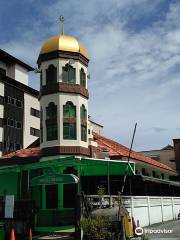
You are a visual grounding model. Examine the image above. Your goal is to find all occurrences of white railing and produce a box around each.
[86,195,180,227]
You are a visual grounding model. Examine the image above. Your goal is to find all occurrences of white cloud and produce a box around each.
[1,0,180,150]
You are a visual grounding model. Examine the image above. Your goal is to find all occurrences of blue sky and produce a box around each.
[1,0,180,151]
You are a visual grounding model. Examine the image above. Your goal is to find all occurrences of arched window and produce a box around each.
[80,105,87,142]
[63,101,76,118]
[63,101,76,140]
[80,68,86,87]
[46,64,57,85]
[62,64,76,84]
[46,102,58,141]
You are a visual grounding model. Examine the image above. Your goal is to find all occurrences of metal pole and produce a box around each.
[121,123,137,194]
[60,16,64,35]
[107,159,110,195]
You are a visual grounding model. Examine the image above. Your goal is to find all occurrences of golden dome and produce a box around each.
[40,34,89,59]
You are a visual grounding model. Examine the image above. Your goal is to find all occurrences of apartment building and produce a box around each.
[0,49,40,156]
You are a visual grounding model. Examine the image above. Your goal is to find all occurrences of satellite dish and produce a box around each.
[87,73,90,79]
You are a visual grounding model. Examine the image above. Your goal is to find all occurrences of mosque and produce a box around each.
[0,18,180,237]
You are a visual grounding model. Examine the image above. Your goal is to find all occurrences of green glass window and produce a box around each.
[80,105,87,120]
[63,101,76,118]
[80,104,87,142]
[63,123,76,140]
[62,65,76,84]
[63,101,77,140]
[80,68,86,87]
[81,125,87,142]
[46,102,57,120]
[47,125,58,141]
[46,102,58,141]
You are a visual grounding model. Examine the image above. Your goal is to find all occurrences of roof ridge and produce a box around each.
[94,133,176,173]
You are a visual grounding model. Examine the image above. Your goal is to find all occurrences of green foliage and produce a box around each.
[142,234,149,240]
[81,216,114,239]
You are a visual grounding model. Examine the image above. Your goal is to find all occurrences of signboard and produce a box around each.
[31,173,79,186]
[5,195,14,219]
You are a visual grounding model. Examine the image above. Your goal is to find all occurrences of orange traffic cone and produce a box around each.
[10,228,15,240]
[29,228,32,240]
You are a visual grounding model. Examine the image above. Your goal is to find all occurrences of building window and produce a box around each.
[63,101,76,118]
[80,105,87,142]
[46,64,57,85]
[4,96,10,104]
[0,142,2,151]
[152,171,156,178]
[0,118,3,127]
[0,96,4,105]
[16,122,22,129]
[4,96,23,108]
[80,68,86,87]
[16,99,23,108]
[81,125,87,142]
[0,68,6,76]
[46,102,58,141]
[10,98,15,105]
[3,118,22,129]
[80,105,87,120]
[63,102,76,140]
[31,108,40,118]
[9,119,14,127]
[30,127,40,137]
[63,123,76,140]
[62,65,76,84]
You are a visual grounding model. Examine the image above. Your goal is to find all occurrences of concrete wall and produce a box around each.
[23,93,40,148]
[140,149,175,170]
[14,64,29,85]
[6,63,28,85]
[123,196,180,227]
[89,120,103,135]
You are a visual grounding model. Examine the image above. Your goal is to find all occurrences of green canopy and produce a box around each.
[31,173,79,186]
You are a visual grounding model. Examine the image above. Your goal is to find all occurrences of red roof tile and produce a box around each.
[94,133,176,173]
[1,147,41,159]
[0,134,176,174]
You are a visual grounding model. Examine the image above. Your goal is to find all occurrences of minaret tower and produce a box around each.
[37,17,91,157]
